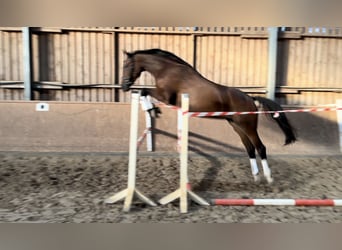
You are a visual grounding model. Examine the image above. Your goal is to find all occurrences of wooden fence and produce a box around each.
[0,27,341,106]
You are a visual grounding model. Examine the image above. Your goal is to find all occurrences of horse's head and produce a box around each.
[121,51,143,92]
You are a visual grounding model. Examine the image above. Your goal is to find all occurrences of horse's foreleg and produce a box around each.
[140,88,165,118]
[141,88,165,101]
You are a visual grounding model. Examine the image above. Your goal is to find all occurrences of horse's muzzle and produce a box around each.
[121,82,132,92]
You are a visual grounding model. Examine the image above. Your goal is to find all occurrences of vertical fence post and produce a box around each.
[105,91,157,211]
[337,99,342,153]
[144,110,153,152]
[158,93,209,213]
[140,95,153,152]
[123,91,141,211]
[177,109,183,152]
[22,27,33,100]
[179,94,190,213]
[267,27,278,101]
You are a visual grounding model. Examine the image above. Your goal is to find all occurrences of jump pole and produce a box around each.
[159,93,209,213]
[337,99,342,153]
[212,199,342,206]
[105,91,157,212]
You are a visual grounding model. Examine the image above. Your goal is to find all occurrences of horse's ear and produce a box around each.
[123,50,133,58]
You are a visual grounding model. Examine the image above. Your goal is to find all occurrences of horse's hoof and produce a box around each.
[253,175,261,183]
[266,177,274,184]
[148,107,162,118]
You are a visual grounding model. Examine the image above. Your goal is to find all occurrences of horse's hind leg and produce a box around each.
[229,119,273,184]
[245,129,273,184]
[228,120,260,182]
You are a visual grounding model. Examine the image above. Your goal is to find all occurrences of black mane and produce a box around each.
[133,48,193,68]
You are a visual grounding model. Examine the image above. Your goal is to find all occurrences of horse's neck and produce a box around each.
[139,56,165,77]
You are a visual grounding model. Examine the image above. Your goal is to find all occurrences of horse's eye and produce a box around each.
[124,62,131,69]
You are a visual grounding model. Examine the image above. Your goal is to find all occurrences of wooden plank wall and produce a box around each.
[196,35,268,87]
[277,34,342,105]
[0,30,24,100]
[31,31,115,102]
[0,27,341,106]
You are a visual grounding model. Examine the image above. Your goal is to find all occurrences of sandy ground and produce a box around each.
[0,152,341,223]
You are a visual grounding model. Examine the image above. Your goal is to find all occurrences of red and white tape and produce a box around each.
[154,101,180,111]
[212,198,342,206]
[188,107,342,118]
[154,100,342,118]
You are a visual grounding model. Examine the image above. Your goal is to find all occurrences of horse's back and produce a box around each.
[224,86,257,112]
[180,80,228,112]
[180,80,255,114]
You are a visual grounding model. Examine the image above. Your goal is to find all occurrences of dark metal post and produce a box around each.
[267,27,278,100]
[23,27,33,100]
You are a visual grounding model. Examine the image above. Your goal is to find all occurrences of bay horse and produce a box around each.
[121,48,296,184]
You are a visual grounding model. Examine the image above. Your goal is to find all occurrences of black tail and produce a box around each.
[253,96,297,145]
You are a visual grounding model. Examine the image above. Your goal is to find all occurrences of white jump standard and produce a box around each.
[105,91,156,212]
[158,94,210,213]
